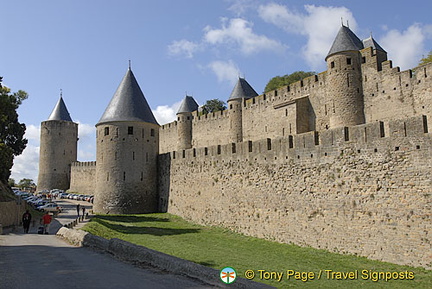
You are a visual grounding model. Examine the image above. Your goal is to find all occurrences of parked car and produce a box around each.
[38,203,63,213]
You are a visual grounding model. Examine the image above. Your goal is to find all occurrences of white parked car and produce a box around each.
[38,203,63,213]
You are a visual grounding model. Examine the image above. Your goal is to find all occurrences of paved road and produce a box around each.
[0,200,212,289]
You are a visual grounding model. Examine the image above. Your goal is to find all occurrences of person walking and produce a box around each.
[42,212,52,234]
[22,210,32,233]
[82,206,86,220]
[76,203,80,217]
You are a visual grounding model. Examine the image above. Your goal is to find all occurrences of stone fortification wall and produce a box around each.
[191,110,229,148]
[158,115,431,269]
[69,161,96,195]
[361,50,432,125]
[160,122,178,153]
[160,110,230,153]
[0,201,27,227]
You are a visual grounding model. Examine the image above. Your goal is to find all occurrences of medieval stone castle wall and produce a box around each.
[41,26,432,269]
[156,49,432,268]
[158,115,431,268]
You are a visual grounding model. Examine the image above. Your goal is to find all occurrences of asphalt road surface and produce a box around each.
[0,199,212,289]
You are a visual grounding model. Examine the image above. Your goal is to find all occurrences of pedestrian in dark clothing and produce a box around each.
[82,206,86,220]
[22,210,32,233]
[76,204,80,217]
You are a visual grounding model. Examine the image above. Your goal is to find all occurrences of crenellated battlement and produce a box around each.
[71,161,96,167]
[165,115,429,166]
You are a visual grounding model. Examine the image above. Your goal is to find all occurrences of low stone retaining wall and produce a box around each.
[0,201,27,228]
[57,227,273,288]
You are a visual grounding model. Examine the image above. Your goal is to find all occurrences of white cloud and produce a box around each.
[258,4,356,69]
[208,60,240,85]
[380,24,426,70]
[76,121,96,139]
[11,144,40,183]
[24,124,40,141]
[152,100,182,125]
[226,0,256,16]
[167,39,200,58]
[204,18,285,55]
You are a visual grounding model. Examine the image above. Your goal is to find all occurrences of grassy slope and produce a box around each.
[82,213,431,289]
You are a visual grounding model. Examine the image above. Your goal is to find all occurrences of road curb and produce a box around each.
[57,227,274,288]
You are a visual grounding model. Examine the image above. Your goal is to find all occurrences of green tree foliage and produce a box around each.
[419,51,432,66]
[264,71,316,93]
[0,79,28,182]
[18,178,35,188]
[8,178,16,187]
[201,99,227,114]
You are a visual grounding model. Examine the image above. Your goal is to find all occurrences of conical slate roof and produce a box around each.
[228,78,258,101]
[362,36,386,53]
[177,95,199,114]
[47,97,73,122]
[98,68,158,125]
[326,25,364,60]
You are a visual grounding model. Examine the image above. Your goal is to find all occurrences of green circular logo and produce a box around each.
[220,267,237,284]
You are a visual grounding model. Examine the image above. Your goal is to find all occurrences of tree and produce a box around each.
[419,51,432,66]
[264,71,316,93]
[18,178,35,189]
[0,78,28,182]
[8,178,16,187]
[201,99,227,114]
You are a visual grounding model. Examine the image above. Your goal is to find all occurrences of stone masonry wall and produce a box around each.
[69,161,96,195]
[158,115,432,269]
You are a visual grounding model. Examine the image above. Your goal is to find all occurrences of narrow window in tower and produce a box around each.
[347,58,352,65]
[63,150,65,155]
[141,172,143,181]
[331,61,335,68]
[362,56,366,63]
[123,172,126,181]
[104,127,109,136]
[106,172,109,182]
[132,151,135,160]
[151,129,155,136]
[128,126,134,135]
[285,109,288,116]
[230,104,233,109]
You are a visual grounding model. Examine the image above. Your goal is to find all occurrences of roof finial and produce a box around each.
[341,17,344,26]
[346,20,349,28]
[60,88,63,98]
[128,60,131,70]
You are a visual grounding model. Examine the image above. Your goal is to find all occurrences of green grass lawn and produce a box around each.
[82,213,431,289]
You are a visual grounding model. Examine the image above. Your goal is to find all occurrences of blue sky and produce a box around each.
[3,0,432,183]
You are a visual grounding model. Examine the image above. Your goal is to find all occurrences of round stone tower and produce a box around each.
[228,78,258,143]
[177,95,198,150]
[38,96,78,191]
[326,25,365,128]
[94,67,160,214]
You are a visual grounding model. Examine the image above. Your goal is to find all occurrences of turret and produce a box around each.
[326,25,365,128]
[362,35,388,71]
[177,95,198,150]
[228,78,258,143]
[94,67,159,214]
[38,95,78,191]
